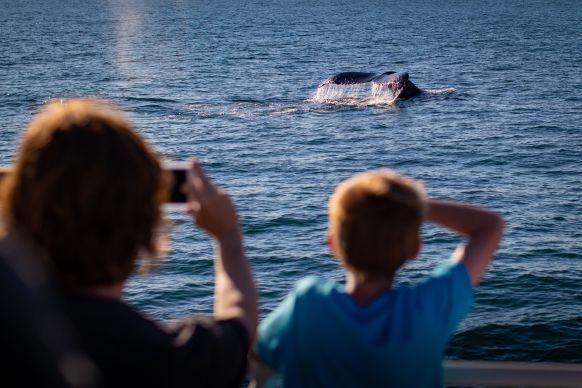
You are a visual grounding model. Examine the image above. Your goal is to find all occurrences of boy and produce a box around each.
[255,169,503,387]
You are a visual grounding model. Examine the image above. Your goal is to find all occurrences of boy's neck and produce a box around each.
[345,271,394,306]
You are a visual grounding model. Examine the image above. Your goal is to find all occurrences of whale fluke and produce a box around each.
[318,71,421,100]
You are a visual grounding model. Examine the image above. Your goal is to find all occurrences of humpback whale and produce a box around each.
[318,71,422,100]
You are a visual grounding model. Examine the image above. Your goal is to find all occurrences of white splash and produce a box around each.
[312,84,370,101]
[309,84,400,107]
[370,84,401,104]
[423,87,457,95]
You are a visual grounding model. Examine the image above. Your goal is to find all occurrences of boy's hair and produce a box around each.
[328,169,426,279]
[0,98,168,288]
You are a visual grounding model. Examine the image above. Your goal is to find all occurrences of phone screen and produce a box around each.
[164,161,190,204]
[168,168,187,203]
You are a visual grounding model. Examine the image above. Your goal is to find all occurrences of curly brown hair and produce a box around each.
[328,169,426,279]
[1,98,168,288]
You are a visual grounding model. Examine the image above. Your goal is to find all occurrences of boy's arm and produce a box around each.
[426,199,504,286]
[183,160,258,342]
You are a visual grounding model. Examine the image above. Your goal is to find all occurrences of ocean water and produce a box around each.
[1,0,581,363]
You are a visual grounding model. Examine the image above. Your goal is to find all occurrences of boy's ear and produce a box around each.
[326,232,336,254]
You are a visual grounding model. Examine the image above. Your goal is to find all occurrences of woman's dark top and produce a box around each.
[0,254,99,388]
[60,291,249,388]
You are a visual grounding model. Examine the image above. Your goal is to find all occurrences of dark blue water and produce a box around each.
[1,0,581,362]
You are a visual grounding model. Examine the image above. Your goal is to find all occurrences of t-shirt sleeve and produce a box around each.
[256,276,320,371]
[255,290,297,371]
[414,260,474,340]
[168,317,250,388]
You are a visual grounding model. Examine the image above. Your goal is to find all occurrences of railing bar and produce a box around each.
[444,360,582,387]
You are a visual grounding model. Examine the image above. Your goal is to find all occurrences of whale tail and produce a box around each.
[316,71,422,101]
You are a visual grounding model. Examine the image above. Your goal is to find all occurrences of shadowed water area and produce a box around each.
[1,0,581,362]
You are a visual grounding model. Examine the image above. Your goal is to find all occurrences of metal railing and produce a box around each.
[444,360,582,387]
[250,360,582,387]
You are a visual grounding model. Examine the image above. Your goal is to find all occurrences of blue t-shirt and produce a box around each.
[256,260,474,388]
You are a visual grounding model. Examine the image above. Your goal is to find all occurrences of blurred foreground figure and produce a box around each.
[0,232,97,388]
[0,99,257,388]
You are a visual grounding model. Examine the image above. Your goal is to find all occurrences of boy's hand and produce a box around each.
[182,160,240,240]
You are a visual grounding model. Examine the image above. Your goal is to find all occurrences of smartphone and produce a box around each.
[164,161,190,204]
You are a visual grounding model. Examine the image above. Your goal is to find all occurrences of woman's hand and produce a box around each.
[182,160,240,240]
